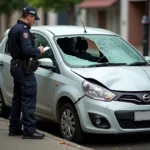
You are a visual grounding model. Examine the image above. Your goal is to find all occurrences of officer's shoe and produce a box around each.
[9,130,23,136]
[23,131,45,139]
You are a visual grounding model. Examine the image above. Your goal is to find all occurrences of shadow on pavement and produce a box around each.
[36,118,150,148]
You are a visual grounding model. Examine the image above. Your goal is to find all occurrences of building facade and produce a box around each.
[78,0,120,35]
[78,0,150,54]
[0,8,70,41]
[0,0,150,54]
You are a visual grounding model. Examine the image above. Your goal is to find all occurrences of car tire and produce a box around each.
[59,103,84,143]
[0,90,10,118]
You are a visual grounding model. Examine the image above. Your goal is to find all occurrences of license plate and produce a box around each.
[134,111,150,121]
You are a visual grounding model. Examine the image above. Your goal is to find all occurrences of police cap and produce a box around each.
[22,6,40,20]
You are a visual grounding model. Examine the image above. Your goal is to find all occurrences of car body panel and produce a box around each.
[71,66,150,91]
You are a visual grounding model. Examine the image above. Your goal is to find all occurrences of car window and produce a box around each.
[34,33,50,47]
[55,35,146,68]
[5,40,10,55]
[34,33,57,67]
[85,38,100,57]
[0,37,8,54]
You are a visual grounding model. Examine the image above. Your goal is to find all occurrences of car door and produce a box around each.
[0,31,57,119]
[32,31,58,118]
[0,37,13,105]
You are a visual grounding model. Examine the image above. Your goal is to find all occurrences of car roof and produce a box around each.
[33,25,116,36]
[5,25,116,36]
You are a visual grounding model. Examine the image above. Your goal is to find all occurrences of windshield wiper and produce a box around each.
[82,63,127,68]
[128,62,149,66]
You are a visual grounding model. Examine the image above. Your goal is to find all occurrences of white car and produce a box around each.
[0,25,150,142]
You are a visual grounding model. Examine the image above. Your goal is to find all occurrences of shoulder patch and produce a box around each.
[23,32,29,39]
[24,25,27,28]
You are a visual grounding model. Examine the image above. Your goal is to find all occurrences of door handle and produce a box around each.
[0,61,4,66]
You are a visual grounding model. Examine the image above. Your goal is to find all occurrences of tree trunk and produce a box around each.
[67,5,76,25]
[5,11,11,29]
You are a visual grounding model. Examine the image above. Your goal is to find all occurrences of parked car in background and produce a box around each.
[1,26,150,142]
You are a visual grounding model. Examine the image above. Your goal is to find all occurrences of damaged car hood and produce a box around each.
[71,66,150,91]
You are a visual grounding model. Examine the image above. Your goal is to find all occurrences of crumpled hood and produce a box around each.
[71,66,150,91]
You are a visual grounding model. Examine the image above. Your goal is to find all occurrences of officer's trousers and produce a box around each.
[9,65,37,134]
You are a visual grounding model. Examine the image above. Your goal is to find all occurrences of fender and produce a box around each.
[53,84,84,120]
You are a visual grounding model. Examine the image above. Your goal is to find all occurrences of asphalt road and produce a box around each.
[36,118,150,150]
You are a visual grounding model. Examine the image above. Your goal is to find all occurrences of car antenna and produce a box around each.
[78,11,87,33]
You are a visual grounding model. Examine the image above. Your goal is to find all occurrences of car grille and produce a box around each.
[115,111,150,129]
[118,94,150,105]
[118,95,141,104]
[117,120,150,129]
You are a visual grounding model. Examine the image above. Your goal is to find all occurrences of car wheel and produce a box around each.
[59,103,83,143]
[0,90,10,118]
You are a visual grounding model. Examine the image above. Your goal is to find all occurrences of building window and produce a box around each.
[58,11,69,25]
[43,12,48,25]
[107,8,120,35]
[87,10,97,28]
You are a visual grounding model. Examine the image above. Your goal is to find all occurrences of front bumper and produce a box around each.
[76,96,150,134]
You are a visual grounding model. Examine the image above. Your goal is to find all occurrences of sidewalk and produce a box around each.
[0,118,93,150]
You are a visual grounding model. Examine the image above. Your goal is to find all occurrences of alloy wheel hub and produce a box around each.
[61,109,75,138]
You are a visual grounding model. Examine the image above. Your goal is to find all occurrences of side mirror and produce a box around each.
[145,56,150,63]
[38,58,56,71]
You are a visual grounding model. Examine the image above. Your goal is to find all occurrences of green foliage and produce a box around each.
[27,0,83,24]
[0,0,27,13]
[27,0,83,12]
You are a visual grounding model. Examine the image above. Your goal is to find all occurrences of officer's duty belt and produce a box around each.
[11,59,27,67]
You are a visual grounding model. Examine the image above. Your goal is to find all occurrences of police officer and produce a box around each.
[8,6,45,139]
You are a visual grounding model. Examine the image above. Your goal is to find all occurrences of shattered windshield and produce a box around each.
[54,35,146,67]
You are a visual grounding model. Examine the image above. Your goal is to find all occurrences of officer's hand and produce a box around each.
[38,46,44,53]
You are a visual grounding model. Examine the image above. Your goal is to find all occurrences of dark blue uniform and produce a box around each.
[8,20,40,134]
